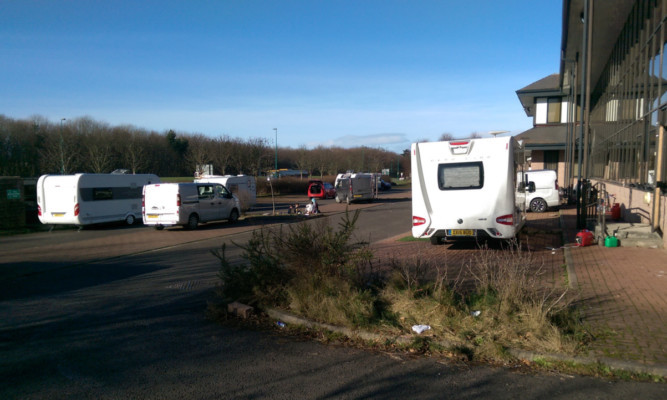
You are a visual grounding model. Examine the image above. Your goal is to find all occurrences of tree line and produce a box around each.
[0,115,409,179]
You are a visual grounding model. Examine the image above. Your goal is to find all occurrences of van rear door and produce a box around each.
[143,184,180,224]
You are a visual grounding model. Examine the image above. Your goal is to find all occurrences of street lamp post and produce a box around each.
[59,118,66,174]
[273,128,278,176]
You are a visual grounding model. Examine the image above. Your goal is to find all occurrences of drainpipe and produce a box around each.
[577,0,591,229]
[654,125,664,231]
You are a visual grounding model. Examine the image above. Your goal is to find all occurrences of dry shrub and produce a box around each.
[382,240,580,358]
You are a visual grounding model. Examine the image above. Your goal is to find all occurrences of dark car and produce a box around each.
[379,179,392,191]
[308,180,336,199]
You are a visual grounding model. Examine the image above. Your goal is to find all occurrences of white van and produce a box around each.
[142,182,241,230]
[411,136,527,244]
[334,173,377,204]
[194,175,256,211]
[37,173,160,226]
[522,169,561,212]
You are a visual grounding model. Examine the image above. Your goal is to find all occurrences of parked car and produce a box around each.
[308,180,336,199]
[379,179,392,191]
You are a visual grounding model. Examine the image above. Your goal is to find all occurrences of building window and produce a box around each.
[544,151,559,172]
[547,97,562,123]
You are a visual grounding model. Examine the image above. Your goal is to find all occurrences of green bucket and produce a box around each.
[604,236,618,247]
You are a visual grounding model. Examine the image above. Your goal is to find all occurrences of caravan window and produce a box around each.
[93,188,113,200]
[438,162,484,190]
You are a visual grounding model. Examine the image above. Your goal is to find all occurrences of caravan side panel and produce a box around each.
[37,173,160,226]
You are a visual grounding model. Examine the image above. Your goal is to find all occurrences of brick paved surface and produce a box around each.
[560,207,667,367]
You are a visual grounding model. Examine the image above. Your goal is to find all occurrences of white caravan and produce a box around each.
[142,182,241,230]
[521,169,561,212]
[334,172,377,204]
[194,175,256,211]
[37,173,160,226]
[411,136,527,244]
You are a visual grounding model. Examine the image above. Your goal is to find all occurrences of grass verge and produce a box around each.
[208,210,648,379]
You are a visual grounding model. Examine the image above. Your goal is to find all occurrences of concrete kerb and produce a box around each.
[266,308,667,379]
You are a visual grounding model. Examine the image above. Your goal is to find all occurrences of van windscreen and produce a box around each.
[437,162,484,190]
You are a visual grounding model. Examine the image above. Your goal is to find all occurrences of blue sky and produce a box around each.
[1,0,562,153]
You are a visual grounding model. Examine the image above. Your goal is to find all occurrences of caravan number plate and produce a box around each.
[447,229,474,236]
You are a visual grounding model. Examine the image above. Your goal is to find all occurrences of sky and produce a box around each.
[1,0,563,153]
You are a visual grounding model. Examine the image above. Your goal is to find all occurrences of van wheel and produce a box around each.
[187,214,199,230]
[155,225,164,231]
[228,209,239,223]
[125,215,135,225]
[530,198,548,213]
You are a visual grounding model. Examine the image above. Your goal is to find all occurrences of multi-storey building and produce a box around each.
[517,0,667,246]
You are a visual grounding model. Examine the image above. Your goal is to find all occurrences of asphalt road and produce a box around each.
[0,195,664,399]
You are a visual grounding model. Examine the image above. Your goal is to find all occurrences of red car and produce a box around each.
[307,180,336,199]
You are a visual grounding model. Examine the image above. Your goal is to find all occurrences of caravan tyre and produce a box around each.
[430,236,444,245]
[187,214,199,230]
[125,215,135,225]
[530,198,548,213]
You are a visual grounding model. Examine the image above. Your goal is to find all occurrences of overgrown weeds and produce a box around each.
[212,213,588,362]
[213,210,391,327]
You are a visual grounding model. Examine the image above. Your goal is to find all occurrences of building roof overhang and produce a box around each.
[516,74,562,117]
[560,0,636,92]
[515,125,568,151]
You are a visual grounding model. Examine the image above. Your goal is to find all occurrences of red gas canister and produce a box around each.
[610,203,621,220]
[576,229,595,247]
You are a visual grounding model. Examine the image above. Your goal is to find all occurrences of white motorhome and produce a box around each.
[521,169,561,212]
[142,182,240,230]
[194,175,256,211]
[334,172,377,204]
[37,173,160,226]
[411,136,527,244]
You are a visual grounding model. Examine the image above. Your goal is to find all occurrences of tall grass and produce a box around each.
[213,210,390,327]
[213,214,585,360]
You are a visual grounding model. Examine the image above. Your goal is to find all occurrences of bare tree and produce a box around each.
[186,134,213,176]
[469,132,482,138]
[294,145,313,178]
[119,127,148,174]
[245,137,271,176]
[439,132,454,141]
[39,122,80,174]
[212,135,234,175]
[87,142,114,173]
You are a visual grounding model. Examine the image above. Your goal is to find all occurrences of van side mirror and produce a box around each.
[527,182,536,193]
